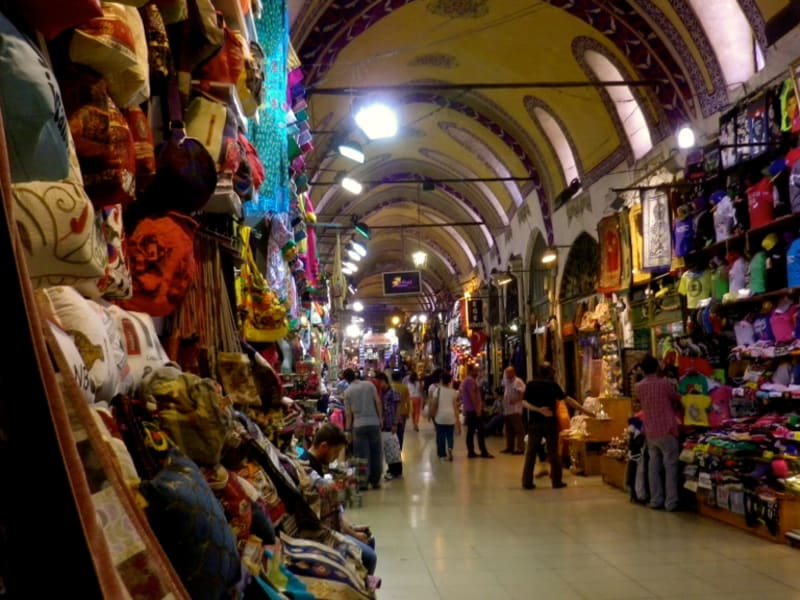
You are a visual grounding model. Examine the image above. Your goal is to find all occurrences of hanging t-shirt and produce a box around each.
[749,251,767,294]
[673,215,694,258]
[682,394,711,426]
[711,264,729,300]
[734,319,755,346]
[770,302,798,343]
[787,238,800,288]
[790,156,800,213]
[708,386,732,428]
[729,256,748,292]
[747,178,774,229]
[679,373,709,395]
[752,314,775,342]
[713,194,736,243]
[678,269,712,309]
[766,248,788,291]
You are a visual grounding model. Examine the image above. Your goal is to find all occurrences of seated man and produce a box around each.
[299,424,378,576]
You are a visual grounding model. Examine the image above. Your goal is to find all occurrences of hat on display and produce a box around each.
[762,233,780,252]
[764,157,787,181]
[786,147,800,169]
[710,190,728,205]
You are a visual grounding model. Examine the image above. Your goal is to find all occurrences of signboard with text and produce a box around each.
[382,271,422,296]
[467,299,484,327]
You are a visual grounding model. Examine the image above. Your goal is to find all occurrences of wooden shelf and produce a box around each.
[686,212,800,263]
[719,287,800,307]
[696,490,800,545]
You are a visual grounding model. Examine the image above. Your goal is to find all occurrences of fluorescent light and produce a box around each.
[541,248,558,264]
[353,301,364,312]
[412,250,427,267]
[350,239,367,256]
[677,125,695,149]
[355,103,398,140]
[419,314,428,324]
[342,261,358,272]
[347,284,356,294]
[342,265,354,275]
[347,248,362,262]
[497,275,513,286]
[340,176,363,194]
[410,315,418,323]
[338,140,365,163]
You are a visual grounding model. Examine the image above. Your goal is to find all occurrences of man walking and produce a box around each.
[635,355,682,511]
[521,364,594,489]
[460,364,494,458]
[500,366,526,454]
[343,369,384,490]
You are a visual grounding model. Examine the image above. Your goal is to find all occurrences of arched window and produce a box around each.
[688,0,765,86]
[532,107,579,185]
[585,50,653,160]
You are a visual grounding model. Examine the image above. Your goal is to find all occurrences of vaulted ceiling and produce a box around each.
[288,0,794,320]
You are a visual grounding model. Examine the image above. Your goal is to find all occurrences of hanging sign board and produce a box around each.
[467,298,484,327]
[382,271,422,295]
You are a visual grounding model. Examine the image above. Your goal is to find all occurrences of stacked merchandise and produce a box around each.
[0,1,375,597]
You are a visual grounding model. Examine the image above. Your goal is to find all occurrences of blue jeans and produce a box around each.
[434,422,454,457]
[353,425,382,488]
[345,534,377,575]
[647,435,680,510]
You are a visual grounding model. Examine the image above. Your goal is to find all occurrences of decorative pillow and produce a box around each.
[279,533,371,600]
[75,203,133,300]
[104,304,169,389]
[217,352,261,406]
[88,300,132,398]
[47,321,95,404]
[43,285,119,403]
[140,364,229,467]
[140,448,241,600]
[0,12,70,183]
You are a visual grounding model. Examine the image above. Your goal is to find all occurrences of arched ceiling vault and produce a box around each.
[293,0,777,303]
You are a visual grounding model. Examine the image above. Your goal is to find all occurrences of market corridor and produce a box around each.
[348,424,800,600]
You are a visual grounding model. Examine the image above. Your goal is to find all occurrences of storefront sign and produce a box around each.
[467,298,483,326]
[382,271,422,295]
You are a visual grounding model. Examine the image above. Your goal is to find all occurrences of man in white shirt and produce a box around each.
[500,366,526,454]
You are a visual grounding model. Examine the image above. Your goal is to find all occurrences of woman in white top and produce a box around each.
[429,372,461,460]
[407,371,423,431]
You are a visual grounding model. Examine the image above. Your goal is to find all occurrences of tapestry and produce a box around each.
[642,189,672,272]
[597,214,622,293]
[628,203,650,284]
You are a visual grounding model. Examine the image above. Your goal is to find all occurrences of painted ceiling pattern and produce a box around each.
[293,0,784,309]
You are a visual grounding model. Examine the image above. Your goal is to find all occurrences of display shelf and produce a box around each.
[717,286,800,307]
[687,212,800,261]
[696,490,800,545]
[600,455,627,491]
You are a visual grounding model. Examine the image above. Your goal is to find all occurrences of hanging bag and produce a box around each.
[145,79,218,213]
[236,226,288,342]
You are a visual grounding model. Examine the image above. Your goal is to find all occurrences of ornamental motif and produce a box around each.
[408,52,459,69]
[426,0,489,18]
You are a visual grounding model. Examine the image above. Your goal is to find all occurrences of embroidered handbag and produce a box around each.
[236,226,288,343]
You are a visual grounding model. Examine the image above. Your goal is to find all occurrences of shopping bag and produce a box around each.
[381,431,401,464]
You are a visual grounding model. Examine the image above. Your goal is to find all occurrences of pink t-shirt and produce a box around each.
[770,303,798,343]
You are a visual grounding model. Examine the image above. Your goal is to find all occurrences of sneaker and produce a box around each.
[552,482,567,489]
[384,473,394,481]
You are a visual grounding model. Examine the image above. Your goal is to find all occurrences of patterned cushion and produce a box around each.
[141,448,241,600]
[105,304,169,390]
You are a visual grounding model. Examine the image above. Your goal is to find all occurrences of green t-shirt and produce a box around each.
[749,251,767,294]
[711,265,729,300]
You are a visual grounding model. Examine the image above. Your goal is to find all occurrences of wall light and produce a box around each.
[391,315,401,326]
[338,140,365,163]
[677,124,696,149]
[541,247,558,264]
[354,102,398,140]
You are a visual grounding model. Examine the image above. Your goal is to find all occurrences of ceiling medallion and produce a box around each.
[408,52,459,69]
[426,0,489,18]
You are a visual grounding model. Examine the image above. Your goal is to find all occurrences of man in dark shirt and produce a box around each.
[521,364,595,489]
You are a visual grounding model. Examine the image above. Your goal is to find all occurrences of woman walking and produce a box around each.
[430,373,461,460]
[407,371,423,431]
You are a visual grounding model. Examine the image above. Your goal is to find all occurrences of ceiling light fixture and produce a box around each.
[347,248,362,262]
[541,247,558,264]
[339,175,363,195]
[354,102,398,140]
[353,218,370,240]
[419,314,428,324]
[337,140,365,163]
[350,237,367,256]
[677,124,696,149]
[342,261,358,272]
[412,250,427,268]
[353,301,364,312]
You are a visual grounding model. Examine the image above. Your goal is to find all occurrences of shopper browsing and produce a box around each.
[406,371,423,432]
[343,369,384,491]
[429,372,461,460]
[635,355,683,511]
[460,364,494,458]
[521,364,595,489]
[500,366,526,455]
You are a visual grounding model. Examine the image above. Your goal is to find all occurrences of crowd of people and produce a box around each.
[337,361,597,491]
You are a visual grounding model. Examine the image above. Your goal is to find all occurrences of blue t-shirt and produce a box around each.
[788,238,800,288]
[673,216,694,258]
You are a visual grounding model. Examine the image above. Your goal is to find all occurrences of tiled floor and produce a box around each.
[347,423,800,600]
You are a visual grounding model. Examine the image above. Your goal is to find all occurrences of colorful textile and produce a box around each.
[597,214,622,292]
[642,189,672,272]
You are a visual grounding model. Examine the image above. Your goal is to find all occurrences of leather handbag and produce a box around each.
[146,79,218,213]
